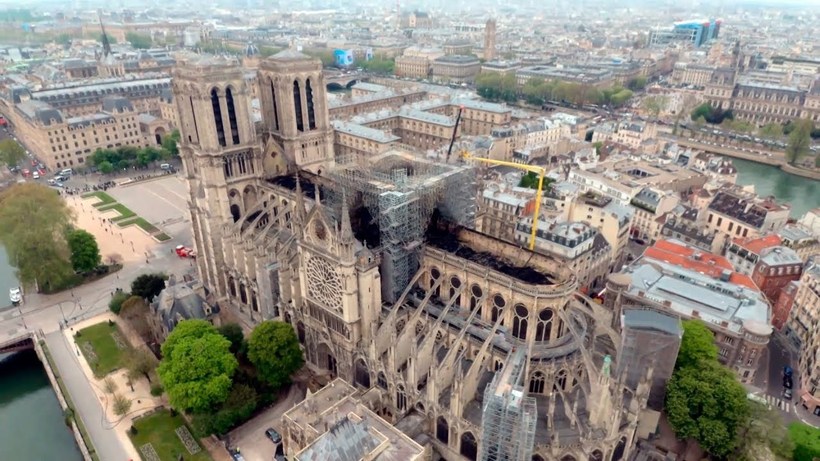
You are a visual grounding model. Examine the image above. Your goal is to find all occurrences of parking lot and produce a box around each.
[228,385,306,461]
[106,175,194,249]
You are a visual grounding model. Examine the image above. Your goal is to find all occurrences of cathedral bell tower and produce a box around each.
[257,49,335,176]
[172,55,261,298]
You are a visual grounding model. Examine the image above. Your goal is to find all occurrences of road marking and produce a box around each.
[765,394,791,412]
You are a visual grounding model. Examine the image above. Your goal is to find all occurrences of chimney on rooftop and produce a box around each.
[719,269,732,282]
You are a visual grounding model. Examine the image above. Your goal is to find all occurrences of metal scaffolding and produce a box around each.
[327,151,477,303]
[479,348,537,461]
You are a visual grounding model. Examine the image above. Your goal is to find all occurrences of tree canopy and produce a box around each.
[691,103,733,124]
[66,229,101,273]
[666,320,749,458]
[675,320,718,370]
[247,321,304,388]
[130,273,167,301]
[158,320,238,412]
[90,145,172,171]
[476,73,518,103]
[789,422,820,461]
[161,130,180,158]
[0,139,26,167]
[125,32,152,49]
[518,171,555,191]
[359,56,394,74]
[786,118,813,166]
[218,323,246,356]
[665,360,750,458]
[626,76,647,91]
[734,402,793,461]
[641,95,667,117]
[0,183,75,291]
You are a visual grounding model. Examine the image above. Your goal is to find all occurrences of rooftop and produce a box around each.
[643,239,756,289]
[731,234,783,255]
[332,120,400,144]
[758,246,802,267]
[453,97,511,114]
[708,190,789,229]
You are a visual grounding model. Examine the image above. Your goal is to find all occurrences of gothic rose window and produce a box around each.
[306,256,342,311]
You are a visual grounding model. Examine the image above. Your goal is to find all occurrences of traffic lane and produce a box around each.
[767,336,794,402]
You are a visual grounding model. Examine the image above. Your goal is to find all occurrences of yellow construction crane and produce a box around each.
[460,152,547,251]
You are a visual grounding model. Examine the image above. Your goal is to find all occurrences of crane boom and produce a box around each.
[461,153,546,251]
[445,106,464,163]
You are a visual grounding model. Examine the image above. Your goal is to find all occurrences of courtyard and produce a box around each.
[75,321,133,378]
[128,408,213,461]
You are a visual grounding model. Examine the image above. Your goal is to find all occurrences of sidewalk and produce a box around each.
[69,194,157,263]
[65,312,166,461]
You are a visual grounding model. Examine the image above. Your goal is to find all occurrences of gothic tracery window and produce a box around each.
[535,308,554,342]
[512,304,528,340]
[491,294,506,323]
[529,371,545,394]
[305,255,342,312]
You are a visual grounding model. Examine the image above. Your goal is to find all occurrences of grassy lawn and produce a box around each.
[129,409,212,461]
[83,191,117,207]
[75,322,131,378]
[154,233,171,242]
[99,203,137,222]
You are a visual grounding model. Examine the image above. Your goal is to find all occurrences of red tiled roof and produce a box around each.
[644,240,758,290]
[732,234,782,255]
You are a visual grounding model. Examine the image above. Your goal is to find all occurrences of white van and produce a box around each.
[160,163,171,170]
[32,171,40,179]
[60,168,73,176]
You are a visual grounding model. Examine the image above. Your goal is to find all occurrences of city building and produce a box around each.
[431,55,482,84]
[725,234,783,276]
[629,187,680,242]
[568,191,634,271]
[605,239,772,383]
[778,224,820,263]
[749,246,803,307]
[648,18,722,48]
[705,189,791,244]
[173,51,646,461]
[785,262,820,415]
[395,55,431,79]
[483,19,497,62]
[592,121,658,150]
[670,62,716,87]
[148,277,217,344]
[772,281,799,331]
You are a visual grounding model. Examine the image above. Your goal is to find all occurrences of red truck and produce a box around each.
[175,245,197,259]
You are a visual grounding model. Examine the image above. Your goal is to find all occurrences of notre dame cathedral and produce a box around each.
[171,50,651,461]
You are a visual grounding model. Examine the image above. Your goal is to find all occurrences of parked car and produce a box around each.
[229,448,246,461]
[266,427,282,444]
[784,376,793,389]
[784,388,793,400]
[784,366,793,378]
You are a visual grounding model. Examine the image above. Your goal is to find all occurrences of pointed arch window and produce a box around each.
[535,308,554,342]
[293,80,304,132]
[306,78,316,130]
[512,304,528,340]
[529,371,545,394]
[210,88,226,147]
[225,87,240,145]
[269,79,280,132]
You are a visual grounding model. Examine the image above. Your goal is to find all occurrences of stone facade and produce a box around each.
[173,51,646,461]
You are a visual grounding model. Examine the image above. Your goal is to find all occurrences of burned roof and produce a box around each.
[426,222,555,285]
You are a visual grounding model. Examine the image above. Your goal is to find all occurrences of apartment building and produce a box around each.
[449,98,512,136]
[705,190,790,245]
[592,121,658,150]
[629,187,680,242]
[778,224,820,263]
[671,62,716,87]
[750,246,804,307]
[431,55,481,84]
[10,96,157,170]
[394,55,431,79]
[328,89,427,119]
[785,263,820,415]
[606,240,772,383]
[490,118,570,161]
[477,183,532,242]
[514,219,612,292]
[568,191,634,271]
[725,234,783,276]
[331,120,400,158]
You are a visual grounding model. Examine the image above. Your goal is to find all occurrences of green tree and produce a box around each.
[665,360,750,458]
[0,138,26,167]
[789,422,820,461]
[109,291,130,314]
[691,103,713,121]
[158,319,238,412]
[126,348,158,383]
[815,154,820,168]
[125,32,152,49]
[119,295,152,344]
[360,56,395,74]
[190,383,258,437]
[734,402,793,461]
[97,160,114,174]
[0,183,75,291]
[112,393,132,416]
[627,76,647,90]
[592,141,603,155]
[641,96,666,117]
[65,229,101,273]
[130,273,167,301]
[304,49,335,67]
[759,123,783,139]
[100,33,117,45]
[161,130,180,158]
[55,33,72,46]
[675,320,718,370]
[518,172,554,191]
[247,321,303,388]
[786,118,813,166]
[218,323,246,356]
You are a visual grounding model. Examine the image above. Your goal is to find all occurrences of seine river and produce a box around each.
[0,350,83,460]
[731,158,820,218]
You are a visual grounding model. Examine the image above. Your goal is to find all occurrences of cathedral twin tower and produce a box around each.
[170,50,336,299]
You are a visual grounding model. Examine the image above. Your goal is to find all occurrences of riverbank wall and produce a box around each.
[670,138,819,181]
[34,331,95,461]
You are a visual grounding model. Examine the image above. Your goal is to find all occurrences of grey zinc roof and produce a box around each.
[397,108,455,126]
[332,120,400,143]
[351,82,390,93]
[758,246,802,266]
[17,100,63,125]
[66,113,114,128]
[453,97,511,114]
[151,279,215,334]
[101,96,134,113]
[623,309,682,336]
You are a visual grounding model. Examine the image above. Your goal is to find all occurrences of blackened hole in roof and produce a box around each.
[426,217,553,286]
